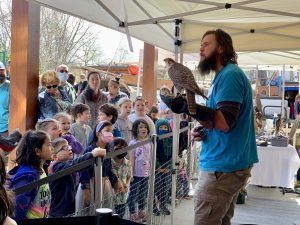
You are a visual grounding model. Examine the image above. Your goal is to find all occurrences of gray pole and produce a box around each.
[281,65,286,119]
[94,157,103,212]
[147,134,158,225]
[187,122,193,186]
[170,18,182,225]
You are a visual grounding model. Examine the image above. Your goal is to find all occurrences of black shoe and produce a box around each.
[0,129,22,152]
[6,129,22,143]
[166,198,171,204]
[153,208,160,216]
[160,207,170,215]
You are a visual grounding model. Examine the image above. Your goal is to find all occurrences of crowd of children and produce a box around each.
[1,83,191,223]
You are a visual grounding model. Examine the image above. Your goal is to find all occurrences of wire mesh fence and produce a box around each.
[73,158,192,225]
[12,123,197,225]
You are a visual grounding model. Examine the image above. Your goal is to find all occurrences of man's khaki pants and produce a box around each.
[194,168,251,225]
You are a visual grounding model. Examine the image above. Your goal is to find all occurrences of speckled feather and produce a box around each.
[167,61,207,98]
[166,60,207,114]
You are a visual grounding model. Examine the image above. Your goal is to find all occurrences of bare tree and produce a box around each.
[115,46,129,63]
[0,0,103,70]
[40,7,103,70]
[0,0,11,62]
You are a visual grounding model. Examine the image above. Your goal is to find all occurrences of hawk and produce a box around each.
[164,58,207,115]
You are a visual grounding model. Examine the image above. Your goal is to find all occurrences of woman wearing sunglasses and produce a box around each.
[38,70,71,120]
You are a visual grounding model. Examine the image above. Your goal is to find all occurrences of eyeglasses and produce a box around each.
[60,70,68,73]
[57,145,72,153]
[46,85,58,89]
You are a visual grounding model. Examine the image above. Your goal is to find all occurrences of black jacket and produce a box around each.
[48,153,93,217]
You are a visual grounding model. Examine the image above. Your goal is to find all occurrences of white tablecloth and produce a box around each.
[250,145,300,189]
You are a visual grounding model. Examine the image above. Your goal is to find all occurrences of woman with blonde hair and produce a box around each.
[38,70,71,120]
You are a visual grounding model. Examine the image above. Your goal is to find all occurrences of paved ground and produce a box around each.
[162,184,300,225]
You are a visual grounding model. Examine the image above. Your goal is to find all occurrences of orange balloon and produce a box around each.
[128,64,139,75]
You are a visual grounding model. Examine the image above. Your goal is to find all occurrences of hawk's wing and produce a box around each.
[169,62,206,98]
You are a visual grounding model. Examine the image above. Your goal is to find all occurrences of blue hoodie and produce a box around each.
[8,165,39,219]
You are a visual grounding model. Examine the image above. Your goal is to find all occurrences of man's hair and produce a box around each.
[70,103,90,119]
[99,103,118,124]
[202,29,237,65]
[56,64,68,72]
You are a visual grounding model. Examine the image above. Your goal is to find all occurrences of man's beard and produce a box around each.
[198,50,218,76]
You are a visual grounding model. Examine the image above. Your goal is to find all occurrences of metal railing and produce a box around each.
[13,124,195,225]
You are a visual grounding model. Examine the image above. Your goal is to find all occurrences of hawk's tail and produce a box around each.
[186,91,197,115]
[194,88,208,100]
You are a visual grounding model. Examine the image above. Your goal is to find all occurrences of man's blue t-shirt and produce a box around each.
[200,63,258,172]
[0,80,10,132]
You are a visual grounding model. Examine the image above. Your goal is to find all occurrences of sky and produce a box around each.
[96,26,144,63]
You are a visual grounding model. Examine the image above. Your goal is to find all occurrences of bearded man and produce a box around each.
[160,29,258,225]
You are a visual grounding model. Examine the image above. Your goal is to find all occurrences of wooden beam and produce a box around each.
[142,43,157,106]
[10,0,40,133]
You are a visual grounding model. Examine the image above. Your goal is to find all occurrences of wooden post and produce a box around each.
[10,0,40,133]
[142,43,157,107]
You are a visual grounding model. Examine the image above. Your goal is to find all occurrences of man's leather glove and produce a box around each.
[160,94,216,123]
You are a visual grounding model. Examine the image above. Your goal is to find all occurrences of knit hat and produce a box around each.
[155,118,171,133]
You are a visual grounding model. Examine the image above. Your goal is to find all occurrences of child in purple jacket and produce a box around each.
[54,112,84,157]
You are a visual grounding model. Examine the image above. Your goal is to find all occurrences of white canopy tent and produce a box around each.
[22,1,299,224]
[27,0,300,56]
[185,51,300,65]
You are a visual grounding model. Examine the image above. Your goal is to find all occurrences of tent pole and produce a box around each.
[127,6,221,26]
[298,65,300,94]
[136,49,143,96]
[282,65,286,119]
[255,65,259,95]
[171,18,182,225]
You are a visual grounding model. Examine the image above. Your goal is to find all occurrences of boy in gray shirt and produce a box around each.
[70,103,93,152]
